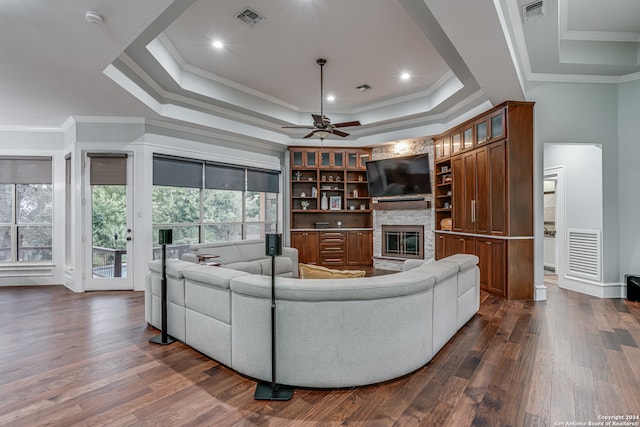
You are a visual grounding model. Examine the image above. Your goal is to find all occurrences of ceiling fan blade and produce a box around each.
[282,125,315,129]
[332,129,350,137]
[303,131,316,139]
[312,114,324,127]
[333,120,361,128]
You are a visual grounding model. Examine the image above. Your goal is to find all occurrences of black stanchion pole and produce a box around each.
[254,235,294,400]
[150,231,175,346]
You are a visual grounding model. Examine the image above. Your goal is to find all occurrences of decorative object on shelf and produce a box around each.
[322,176,326,181]
[358,175,363,182]
[441,166,449,173]
[300,201,310,210]
[328,175,333,181]
[300,192,306,198]
[443,175,452,183]
[360,204,366,210]
[336,221,342,228]
[336,176,340,181]
[294,171,302,181]
[352,189,358,197]
[308,177,313,181]
[350,206,355,210]
[330,196,341,210]
[321,193,329,210]
[440,218,452,231]
[311,186,317,197]
[443,201,451,209]
[447,190,452,196]
[321,185,331,190]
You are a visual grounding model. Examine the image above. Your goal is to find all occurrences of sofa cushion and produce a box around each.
[443,254,480,272]
[148,259,192,278]
[259,257,294,276]
[224,261,262,275]
[299,263,366,279]
[236,240,268,262]
[182,264,251,290]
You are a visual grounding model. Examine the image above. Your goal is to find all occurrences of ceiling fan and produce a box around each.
[283,58,361,140]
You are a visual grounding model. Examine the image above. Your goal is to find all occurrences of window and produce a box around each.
[0,157,53,263]
[152,155,280,259]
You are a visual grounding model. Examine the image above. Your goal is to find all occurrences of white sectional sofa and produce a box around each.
[145,253,480,388]
[180,239,299,278]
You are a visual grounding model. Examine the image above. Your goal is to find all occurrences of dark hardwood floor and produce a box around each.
[1,282,639,426]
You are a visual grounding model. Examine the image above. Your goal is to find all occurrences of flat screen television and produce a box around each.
[365,153,431,197]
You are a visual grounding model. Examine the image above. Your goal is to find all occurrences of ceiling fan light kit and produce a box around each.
[282,58,361,141]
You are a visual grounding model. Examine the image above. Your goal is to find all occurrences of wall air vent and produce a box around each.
[236,7,264,26]
[522,0,544,23]
[567,229,602,282]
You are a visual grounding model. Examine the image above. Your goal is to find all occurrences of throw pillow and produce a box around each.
[299,263,366,279]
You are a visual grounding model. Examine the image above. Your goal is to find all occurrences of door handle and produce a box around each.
[126,237,132,241]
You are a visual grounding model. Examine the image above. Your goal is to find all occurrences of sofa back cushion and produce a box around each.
[236,240,268,262]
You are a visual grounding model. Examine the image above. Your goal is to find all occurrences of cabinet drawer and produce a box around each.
[320,255,346,265]
[320,231,345,243]
[320,243,345,255]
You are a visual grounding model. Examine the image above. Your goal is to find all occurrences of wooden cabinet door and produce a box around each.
[346,231,372,266]
[291,231,319,264]
[474,147,490,234]
[462,152,476,233]
[435,233,447,260]
[476,237,506,296]
[488,142,506,235]
[452,235,475,255]
[451,156,465,232]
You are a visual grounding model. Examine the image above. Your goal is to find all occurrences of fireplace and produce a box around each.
[381,225,424,259]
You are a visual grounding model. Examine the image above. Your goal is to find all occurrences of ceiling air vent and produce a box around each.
[356,84,373,92]
[522,0,544,23]
[236,7,264,26]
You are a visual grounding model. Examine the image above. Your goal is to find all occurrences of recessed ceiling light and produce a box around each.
[327,95,335,102]
[401,72,411,80]
[212,40,224,49]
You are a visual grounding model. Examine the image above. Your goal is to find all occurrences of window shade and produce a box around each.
[88,155,127,185]
[205,163,245,191]
[0,156,52,184]
[153,155,203,188]
[247,169,280,193]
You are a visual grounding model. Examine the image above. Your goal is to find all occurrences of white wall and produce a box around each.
[544,144,602,230]
[528,82,621,296]
[618,79,640,278]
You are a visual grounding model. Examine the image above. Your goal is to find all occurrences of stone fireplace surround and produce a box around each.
[371,140,434,271]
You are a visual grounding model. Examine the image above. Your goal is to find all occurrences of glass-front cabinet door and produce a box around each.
[451,132,462,155]
[346,150,368,169]
[475,119,488,146]
[320,150,343,168]
[291,149,317,169]
[463,126,474,150]
[489,108,506,142]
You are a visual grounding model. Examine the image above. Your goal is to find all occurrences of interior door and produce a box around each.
[83,153,133,291]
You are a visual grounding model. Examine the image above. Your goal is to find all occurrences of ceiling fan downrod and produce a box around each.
[317,58,326,121]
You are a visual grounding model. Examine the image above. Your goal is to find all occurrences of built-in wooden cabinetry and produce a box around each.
[435,101,534,299]
[290,147,373,267]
